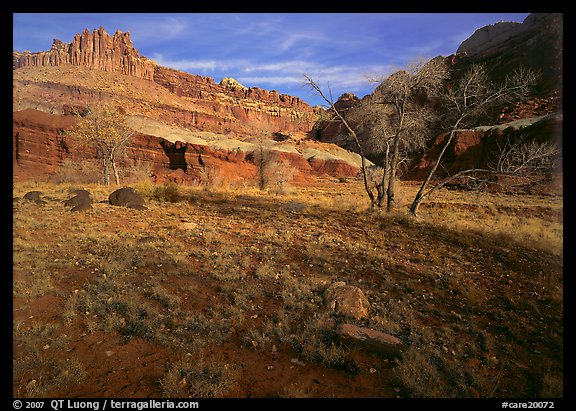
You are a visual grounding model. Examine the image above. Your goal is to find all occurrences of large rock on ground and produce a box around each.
[64,190,92,207]
[64,189,92,212]
[108,187,146,210]
[23,191,47,204]
[323,281,370,320]
[336,323,405,358]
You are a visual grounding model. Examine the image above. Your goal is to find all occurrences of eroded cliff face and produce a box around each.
[314,13,562,193]
[13,109,361,184]
[13,27,157,80]
[13,27,317,139]
[455,13,562,97]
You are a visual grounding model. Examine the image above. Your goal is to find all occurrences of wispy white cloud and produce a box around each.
[127,16,189,45]
[152,51,393,94]
[151,54,248,72]
[278,32,327,52]
[13,12,532,107]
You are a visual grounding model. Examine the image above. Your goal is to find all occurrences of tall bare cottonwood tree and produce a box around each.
[360,58,449,210]
[305,58,448,210]
[304,75,377,206]
[68,103,134,186]
[409,64,539,215]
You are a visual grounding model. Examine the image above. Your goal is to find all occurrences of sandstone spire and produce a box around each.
[13,27,157,81]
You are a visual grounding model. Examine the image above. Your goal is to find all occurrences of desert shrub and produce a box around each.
[121,160,153,184]
[160,355,238,398]
[152,181,182,202]
[201,166,230,191]
[395,345,490,398]
[50,158,101,184]
[262,157,295,193]
[13,271,54,299]
[13,323,86,397]
[539,366,563,397]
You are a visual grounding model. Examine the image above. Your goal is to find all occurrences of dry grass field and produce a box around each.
[12,177,563,398]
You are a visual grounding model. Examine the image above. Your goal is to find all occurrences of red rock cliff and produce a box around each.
[13,27,156,80]
[13,28,317,136]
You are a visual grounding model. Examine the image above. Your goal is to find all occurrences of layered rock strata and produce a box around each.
[13,27,156,80]
[13,109,361,184]
[13,28,318,139]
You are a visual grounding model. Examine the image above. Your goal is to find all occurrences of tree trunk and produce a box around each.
[111,159,120,186]
[303,76,376,207]
[409,122,460,216]
[387,136,401,212]
[258,140,266,191]
[344,125,375,207]
[377,140,391,208]
[103,159,110,186]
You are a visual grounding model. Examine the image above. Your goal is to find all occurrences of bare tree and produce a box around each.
[305,58,448,210]
[409,64,539,215]
[68,103,134,185]
[349,102,395,207]
[355,58,449,210]
[490,134,559,176]
[303,75,377,206]
[405,133,560,199]
[253,140,295,192]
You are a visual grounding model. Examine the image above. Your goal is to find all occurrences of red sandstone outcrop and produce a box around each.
[13,27,156,81]
[406,113,563,194]
[152,66,315,127]
[314,13,562,194]
[13,27,317,138]
[13,109,360,184]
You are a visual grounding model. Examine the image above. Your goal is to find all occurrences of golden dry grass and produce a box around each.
[13,178,563,398]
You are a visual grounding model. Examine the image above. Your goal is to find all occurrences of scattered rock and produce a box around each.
[23,191,47,204]
[336,323,405,358]
[323,281,370,320]
[69,189,91,197]
[64,193,90,207]
[290,358,306,366]
[467,386,481,398]
[70,202,93,212]
[283,201,307,213]
[64,189,92,211]
[108,187,147,210]
[23,191,42,201]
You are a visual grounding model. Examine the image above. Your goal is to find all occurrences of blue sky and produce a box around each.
[13,13,531,107]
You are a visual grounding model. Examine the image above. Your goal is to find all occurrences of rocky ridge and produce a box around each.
[314,13,562,193]
[13,27,156,80]
[13,28,365,183]
[13,27,316,133]
[13,108,365,184]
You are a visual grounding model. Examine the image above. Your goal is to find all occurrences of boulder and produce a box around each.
[108,187,146,210]
[323,281,370,320]
[23,191,47,204]
[64,190,92,208]
[70,202,93,212]
[69,189,91,197]
[336,323,405,358]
